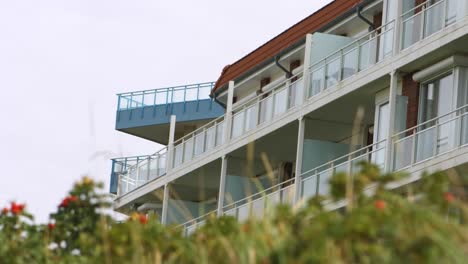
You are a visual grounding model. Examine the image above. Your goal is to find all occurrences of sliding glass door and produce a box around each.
[416,73,455,161]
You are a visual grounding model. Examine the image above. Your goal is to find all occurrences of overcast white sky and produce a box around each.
[0,0,332,223]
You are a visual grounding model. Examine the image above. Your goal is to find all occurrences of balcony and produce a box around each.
[401,0,460,50]
[116,82,225,144]
[392,104,468,172]
[110,147,167,195]
[111,1,468,210]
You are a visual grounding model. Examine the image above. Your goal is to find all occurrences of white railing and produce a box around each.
[308,20,395,98]
[173,116,226,168]
[223,178,296,222]
[392,104,468,171]
[179,210,217,236]
[115,148,168,196]
[401,0,459,50]
[300,140,386,201]
[231,77,305,139]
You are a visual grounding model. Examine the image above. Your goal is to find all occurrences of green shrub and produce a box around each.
[1,163,467,263]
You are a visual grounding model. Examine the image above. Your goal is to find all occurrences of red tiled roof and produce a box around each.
[212,0,362,95]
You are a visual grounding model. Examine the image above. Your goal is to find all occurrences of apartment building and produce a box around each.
[110,0,468,234]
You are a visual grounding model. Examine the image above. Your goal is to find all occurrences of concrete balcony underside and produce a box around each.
[116,99,224,144]
[113,17,468,211]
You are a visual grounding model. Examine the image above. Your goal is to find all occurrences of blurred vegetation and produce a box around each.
[1,163,468,263]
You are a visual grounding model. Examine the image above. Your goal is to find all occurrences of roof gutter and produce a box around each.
[356,3,375,31]
[275,54,293,78]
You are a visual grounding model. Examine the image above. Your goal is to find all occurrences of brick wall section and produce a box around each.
[402,73,420,134]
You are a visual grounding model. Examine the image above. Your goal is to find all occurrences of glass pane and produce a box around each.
[317,169,332,196]
[301,174,317,200]
[259,96,273,123]
[359,37,377,71]
[172,88,184,103]
[415,127,436,162]
[131,94,143,108]
[185,87,198,101]
[446,0,457,25]
[174,145,183,167]
[238,205,249,222]
[310,67,325,97]
[274,87,288,116]
[149,157,158,180]
[402,13,423,49]
[252,198,264,219]
[325,57,341,88]
[289,78,304,107]
[381,26,394,59]
[267,189,281,208]
[216,121,225,146]
[184,138,194,162]
[158,154,166,176]
[342,48,358,80]
[206,126,215,150]
[194,132,205,156]
[393,136,414,170]
[245,104,258,132]
[231,112,244,138]
[155,90,169,104]
[143,93,155,106]
[199,86,211,99]
[424,2,444,37]
[281,185,295,206]
[437,119,455,154]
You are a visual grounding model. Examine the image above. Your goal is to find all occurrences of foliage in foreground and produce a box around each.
[1,163,468,263]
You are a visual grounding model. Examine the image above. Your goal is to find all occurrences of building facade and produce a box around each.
[110,0,468,235]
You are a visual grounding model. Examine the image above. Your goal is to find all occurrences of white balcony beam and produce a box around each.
[384,70,400,172]
[167,115,177,172]
[224,81,235,142]
[294,117,305,202]
[217,155,228,216]
[302,34,313,99]
[161,184,169,225]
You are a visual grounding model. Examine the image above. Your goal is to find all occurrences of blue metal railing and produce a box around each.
[116,82,216,111]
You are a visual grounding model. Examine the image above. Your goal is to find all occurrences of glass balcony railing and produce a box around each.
[401,0,458,50]
[112,147,167,196]
[223,178,296,222]
[117,82,215,111]
[392,104,468,171]
[301,140,386,201]
[173,116,226,168]
[309,21,395,98]
[179,210,217,236]
[231,77,305,140]
[112,4,467,199]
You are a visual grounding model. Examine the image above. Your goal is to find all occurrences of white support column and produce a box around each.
[224,81,235,142]
[392,0,403,56]
[302,34,313,100]
[384,70,400,172]
[166,115,176,172]
[161,184,169,225]
[217,155,228,216]
[294,117,305,202]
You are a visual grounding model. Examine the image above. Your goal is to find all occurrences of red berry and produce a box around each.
[374,200,386,210]
[1,207,8,214]
[444,192,455,203]
[69,195,78,202]
[48,223,55,230]
[10,202,24,215]
[60,197,70,208]
[139,215,148,224]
